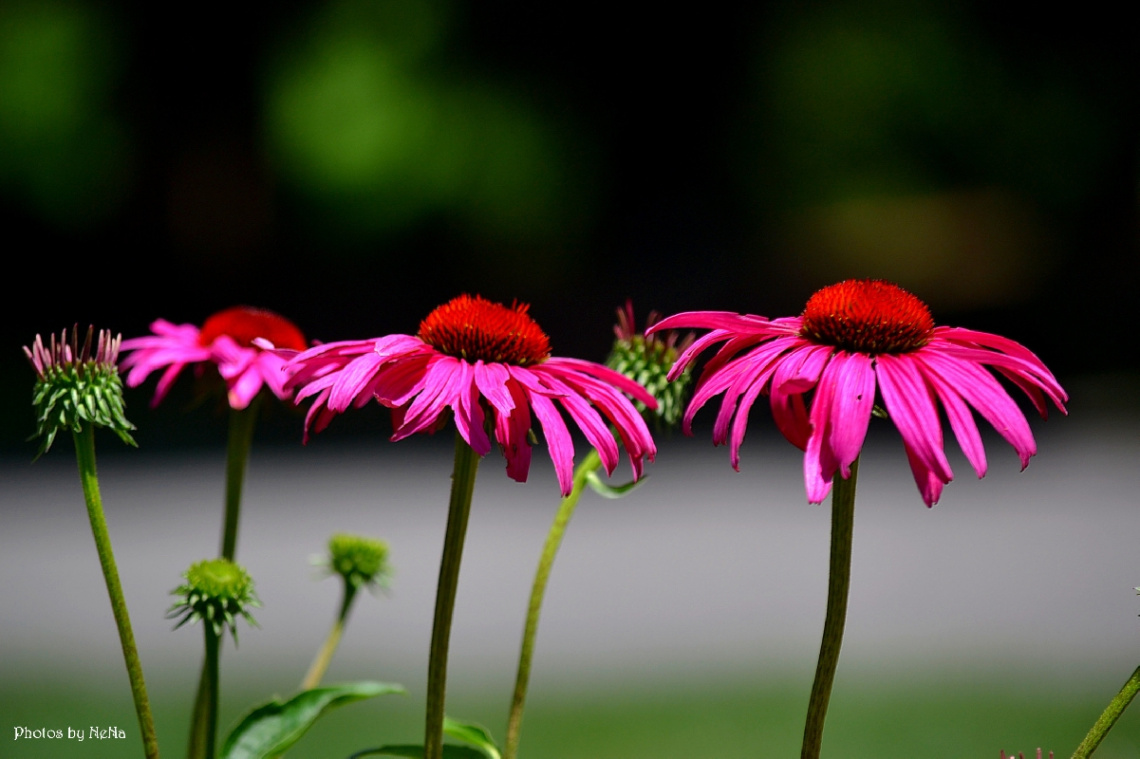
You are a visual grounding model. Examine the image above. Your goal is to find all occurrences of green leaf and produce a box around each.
[443,716,501,759]
[220,681,404,759]
[347,746,487,758]
[348,719,499,759]
[585,470,644,499]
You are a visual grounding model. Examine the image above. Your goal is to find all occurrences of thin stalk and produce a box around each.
[73,425,161,759]
[1071,666,1140,759]
[220,398,259,561]
[424,433,481,759]
[504,448,603,759]
[801,457,859,759]
[187,627,221,759]
[301,583,359,690]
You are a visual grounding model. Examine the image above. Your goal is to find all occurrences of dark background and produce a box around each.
[3,0,1137,450]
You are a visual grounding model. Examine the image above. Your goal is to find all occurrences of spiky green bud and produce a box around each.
[323,533,392,591]
[168,559,260,644]
[24,326,136,455]
[606,302,694,429]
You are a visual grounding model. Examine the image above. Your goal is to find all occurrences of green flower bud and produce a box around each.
[606,301,695,429]
[322,533,392,592]
[168,559,260,644]
[23,326,136,456]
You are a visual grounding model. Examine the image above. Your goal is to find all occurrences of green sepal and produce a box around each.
[585,470,644,499]
[220,681,404,759]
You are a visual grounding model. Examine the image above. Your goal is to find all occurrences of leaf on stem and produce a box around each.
[585,470,644,499]
[220,681,405,759]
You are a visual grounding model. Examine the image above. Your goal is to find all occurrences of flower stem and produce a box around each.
[301,583,359,690]
[221,398,259,561]
[801,456,859,759]
[73,426,161,759]
[187,626,220,759]
[424,433,481,759]
[1070,665,1140,759]
[504,448,603,759]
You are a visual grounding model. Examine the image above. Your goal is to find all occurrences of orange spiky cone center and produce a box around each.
[198,306,307,351]
[800,280,934,354]
[418,294,551,366]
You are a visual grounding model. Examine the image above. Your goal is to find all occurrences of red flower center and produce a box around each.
[799,280,934,354]
[198,306,308,351]
[418,294,551,366]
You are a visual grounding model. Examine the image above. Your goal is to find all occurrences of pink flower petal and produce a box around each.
[875,354,954,485]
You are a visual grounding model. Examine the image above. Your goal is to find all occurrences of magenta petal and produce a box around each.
[770,390,810,451]
[328,353,387,411]
[496,379,533,483]
[396,356,463,442]
[916,355,988,478]
[771,344,832,394]
[473,361,516,416]
[545,357,657,409]
[803,353,840,499]
[919,350,1037,469]
[823,351,876,479]
[526,390,575,495]
[876,354,953,484]
[903,441,945,507]
[648,311,772,334]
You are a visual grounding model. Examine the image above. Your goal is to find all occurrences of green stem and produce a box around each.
[301,583,359,690]
[424,433,481,759]
[504,448,602,759]
[221,399,259,561]
[73,426,161,759]
[801,457,859,759]
[1071,666,1140,759]
[187,626,220,759]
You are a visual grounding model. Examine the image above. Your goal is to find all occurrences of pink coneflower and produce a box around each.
[284,294,657,759]
[120,306,308,410]
[649,279,1067,506]
[284,294,658,496]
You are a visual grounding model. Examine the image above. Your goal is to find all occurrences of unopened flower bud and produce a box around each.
[168,559,260,644]
[323,533,392,592]
[606,301,694,428]
[24,326,136,455]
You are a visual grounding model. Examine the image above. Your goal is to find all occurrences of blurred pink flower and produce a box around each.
[283,294,657,496]
[649,280,1067,506]
[121,306,307,410]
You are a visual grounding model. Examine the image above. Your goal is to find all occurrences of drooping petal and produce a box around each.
[524,388,576,495]
[395,356,468,444]
[914,353,988,478]
[876,354,954,486]
[521,368,620,473]
[543,357,657,409]
[770,390,811,452]
[803,353,841,503]
[728,361,780,470]
[648,310,774,335]
[710,338,796,448]
[771,343,833,394]
[495,378,533,483]
[473,361,516,417]
[903,440,945,507]
[918,350,1037,469]
[823,351,876,479]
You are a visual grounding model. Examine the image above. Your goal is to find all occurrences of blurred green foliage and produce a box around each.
[262,0,588,251]
[0,1,130,226]
[3,672,1138,758]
